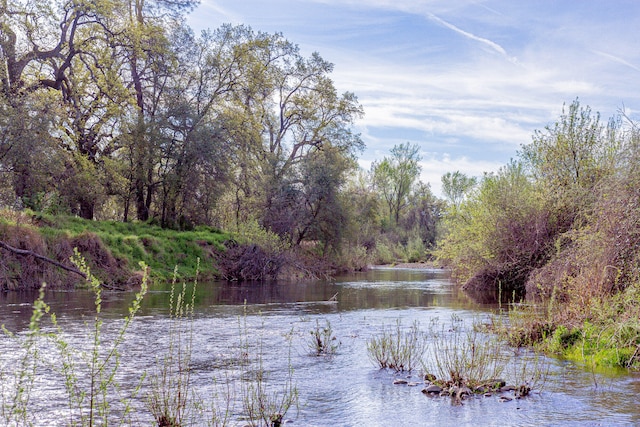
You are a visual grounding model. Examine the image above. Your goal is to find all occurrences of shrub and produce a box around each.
[308,319,339,357]
[148,264,198,427]
[436,161,556,300]
[1,251,149,425]
[367,319,427,372]
[427,318,506,388]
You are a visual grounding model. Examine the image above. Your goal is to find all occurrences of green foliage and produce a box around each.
[0,0,437,273]
[437,99,627,300]
[1,0,363,232]
[371,143,422,226]
[441,171,477,209]
[505,112,640,369]
[402,182,443,249]
[548,321,640,370]
[233,219,290,254]
[338,243,372,271]
[22,212,229,282]
[371,240,396,265]
[405,234,427,263]
[436,161,552,296]
[521,99,619,213]
[546,325,581,354]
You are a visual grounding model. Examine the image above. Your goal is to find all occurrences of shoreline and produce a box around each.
[374,262,440,269]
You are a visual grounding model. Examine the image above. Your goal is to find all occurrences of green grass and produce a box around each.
[543,321,640,371]
[5,210,230,281]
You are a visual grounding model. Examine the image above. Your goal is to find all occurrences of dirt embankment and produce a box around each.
[0,222,131,291]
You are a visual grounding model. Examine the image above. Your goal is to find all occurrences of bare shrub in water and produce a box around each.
[0,285,48,425]
[206,374,234,427]
[428,317,507,388]
[425,315,549,398]
[241,360,298,427]
[239,313,298,427]
[367,319,427,372]
[308,319,339,357]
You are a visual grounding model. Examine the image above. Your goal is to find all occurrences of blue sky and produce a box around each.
[188,0,640,196]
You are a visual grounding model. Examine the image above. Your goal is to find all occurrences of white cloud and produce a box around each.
[418,153,502,197]
[592,50,640,74]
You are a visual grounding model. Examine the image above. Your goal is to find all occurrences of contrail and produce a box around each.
[593,50,640,73]
[428,13,518,64]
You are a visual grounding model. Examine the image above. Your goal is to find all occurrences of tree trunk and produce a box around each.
[135,177,149,221]
[79,198,94,220]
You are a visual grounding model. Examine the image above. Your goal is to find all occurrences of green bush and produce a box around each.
[436,161,554,298]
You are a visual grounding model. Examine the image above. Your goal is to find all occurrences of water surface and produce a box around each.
[0,267,638,426]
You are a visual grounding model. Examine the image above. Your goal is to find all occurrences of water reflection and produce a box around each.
[0,267,479,331]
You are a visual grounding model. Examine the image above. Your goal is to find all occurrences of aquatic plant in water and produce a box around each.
[308,319,340,357]
[367,319,428,372]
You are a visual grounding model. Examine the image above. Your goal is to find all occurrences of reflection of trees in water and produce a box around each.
[0,268,491,332]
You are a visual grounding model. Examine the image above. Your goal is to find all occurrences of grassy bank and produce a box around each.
[0,209,230,289]
[503,281,640,371]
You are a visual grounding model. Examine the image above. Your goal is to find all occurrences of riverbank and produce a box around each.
[0,210,230,289]
[503,282,640,371]
[376,261,440,269]
[0,210,362,290]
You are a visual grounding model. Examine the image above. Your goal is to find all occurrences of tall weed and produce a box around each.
[147,262,199,427]
[367,319,427,372]
[238,312,298,427]
[0,249,149,426]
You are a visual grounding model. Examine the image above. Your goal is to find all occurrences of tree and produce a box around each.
[371,142,422,225]
[340,168,381,252]
[153,25,254,227]
[520,98,620,222]
[218,30,363,231]
[0,0,118,210]
[297,145,355,253]
[56,24,132,218]
[0,2,368,241]
[437,161,553,299]
[0,90,64,209]
[261,144,355,253]
[113,0,198,221]
[402,182,443,248]
[441,171,477,209]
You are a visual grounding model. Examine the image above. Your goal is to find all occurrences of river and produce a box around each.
[0,267,639,426]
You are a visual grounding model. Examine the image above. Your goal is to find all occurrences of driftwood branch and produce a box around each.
[0,239,87,279]
[0,239,128,291]
[0,240,126,290]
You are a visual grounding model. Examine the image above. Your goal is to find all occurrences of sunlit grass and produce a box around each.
[1,210,230,281]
